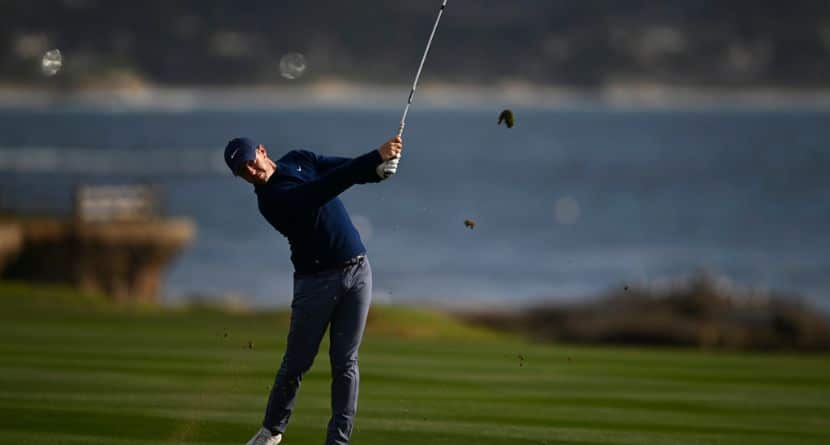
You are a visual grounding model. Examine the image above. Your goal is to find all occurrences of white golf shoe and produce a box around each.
[246,427,282,445]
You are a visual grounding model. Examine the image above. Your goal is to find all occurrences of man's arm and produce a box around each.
[295,150,351,175]
[318,152,399,181]
[268,137,401,211]
[314,153,351,174]
[277,149,383,211]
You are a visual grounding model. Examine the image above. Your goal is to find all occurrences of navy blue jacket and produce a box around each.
[254,149,383,274]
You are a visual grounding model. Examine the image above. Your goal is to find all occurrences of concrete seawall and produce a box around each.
[1,218,195,303]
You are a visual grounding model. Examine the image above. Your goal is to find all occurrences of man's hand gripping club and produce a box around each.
[376,136,403,179]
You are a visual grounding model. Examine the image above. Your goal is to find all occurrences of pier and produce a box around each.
[0,185,195,303]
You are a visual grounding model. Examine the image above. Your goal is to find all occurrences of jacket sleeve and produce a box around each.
[313,153,351,175]
[279,149,383,210]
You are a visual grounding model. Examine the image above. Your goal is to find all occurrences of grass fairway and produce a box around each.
[1,282,829,444]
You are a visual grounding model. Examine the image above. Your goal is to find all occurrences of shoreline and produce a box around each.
[4,81,830,111]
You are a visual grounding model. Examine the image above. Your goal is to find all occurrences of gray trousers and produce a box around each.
[263,256,372,445]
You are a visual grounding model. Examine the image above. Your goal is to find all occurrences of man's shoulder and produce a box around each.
[279,149,316,163]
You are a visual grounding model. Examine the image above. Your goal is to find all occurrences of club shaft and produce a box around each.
[398,0,448,138]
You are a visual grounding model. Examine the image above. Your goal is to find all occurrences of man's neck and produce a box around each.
[263,159,277,182]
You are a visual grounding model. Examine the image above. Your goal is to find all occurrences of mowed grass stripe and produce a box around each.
[4,355,828,402]
[0,430,229,445]
[4,390,820,435]
[3,381,824,427]
[2,367,827,442]
[3,402,823,445]
[5,324,829,380]
[12,358,823,411]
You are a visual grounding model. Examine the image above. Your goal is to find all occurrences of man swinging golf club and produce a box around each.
[234,3,446,443]
[228,135,402,445]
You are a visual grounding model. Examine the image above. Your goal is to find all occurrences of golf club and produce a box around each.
[381,0,448,176]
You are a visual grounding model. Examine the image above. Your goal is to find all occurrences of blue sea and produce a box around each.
[0,107,828,309]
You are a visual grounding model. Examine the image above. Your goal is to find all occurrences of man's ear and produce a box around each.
[257,144,267,157]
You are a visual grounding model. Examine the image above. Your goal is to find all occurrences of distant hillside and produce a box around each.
[3,0,830,88]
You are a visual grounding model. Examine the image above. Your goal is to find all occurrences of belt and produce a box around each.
[296,254,365,276]
[341,254,366,267]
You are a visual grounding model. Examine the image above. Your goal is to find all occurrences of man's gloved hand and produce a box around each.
[376,156,400,179]
[376,135,403,179]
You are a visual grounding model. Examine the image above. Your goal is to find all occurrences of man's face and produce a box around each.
[238,145,270,185]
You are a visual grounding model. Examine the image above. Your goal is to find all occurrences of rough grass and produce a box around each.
[1,281,829,444]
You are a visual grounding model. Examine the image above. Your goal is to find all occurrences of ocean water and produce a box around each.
[0,107,828,308]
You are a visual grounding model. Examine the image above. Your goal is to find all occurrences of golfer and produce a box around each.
[224,136,403,445]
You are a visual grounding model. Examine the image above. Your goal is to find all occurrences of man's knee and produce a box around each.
[330,356,359,376]
[279,354,316,380]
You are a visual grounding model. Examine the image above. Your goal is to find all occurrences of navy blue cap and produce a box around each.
[224,137,258,175]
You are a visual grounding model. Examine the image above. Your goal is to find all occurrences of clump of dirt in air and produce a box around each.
[498,109,515,128]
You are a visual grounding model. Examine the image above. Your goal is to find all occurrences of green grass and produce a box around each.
[1,282,829,444]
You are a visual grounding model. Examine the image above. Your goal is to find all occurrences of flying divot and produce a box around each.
[498,109,515,128]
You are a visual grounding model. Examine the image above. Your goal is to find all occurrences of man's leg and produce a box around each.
[325,257,372,445]
[263,270,341,435]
